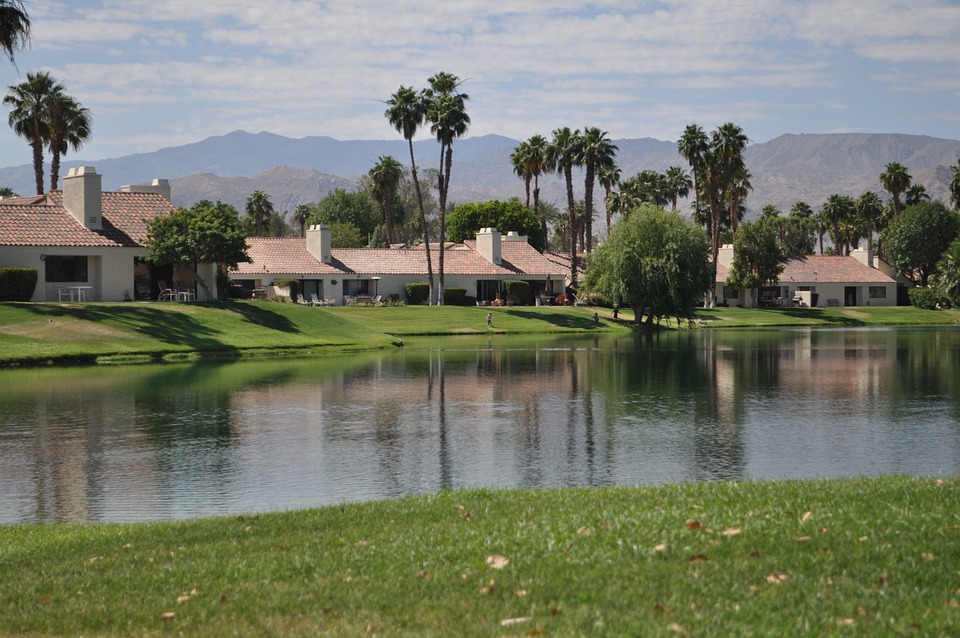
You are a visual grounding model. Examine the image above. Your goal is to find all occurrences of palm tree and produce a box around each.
[368,155,404,242]
[663,165,692,212]
[547,127,582,288]
[879,161,911,217]
[525,134,551,226]
[46,94,92,191]
[423,71,469,306]
[949,159,960,211]
[677,124,708,217]
[385,85,434,304]
[578,126,617,253]
[5,71,66,195]
[760,204,781,219]
[713,123,749,236]
[597,162,621,232]
[814,210,828,255]
[0,0,29,66]
[789,201,813,218]
[245,190,274,237]
[905,183,930,206]
[510,139,532,208]
[821,194,857,255]
[293,204,312,238]
[856,191,883,257]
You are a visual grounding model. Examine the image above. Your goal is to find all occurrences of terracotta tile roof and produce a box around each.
[232,237,568,278]
[715,255,895,284]
[0,190,174,248]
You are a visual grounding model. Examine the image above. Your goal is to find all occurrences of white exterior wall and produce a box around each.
[2,246,146,301]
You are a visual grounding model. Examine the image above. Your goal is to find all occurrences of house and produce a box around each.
[229,226,567,304]
[715,244,898,308]
[0,166,216,302]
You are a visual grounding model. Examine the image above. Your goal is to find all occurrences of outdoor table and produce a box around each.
[67,285,93,301]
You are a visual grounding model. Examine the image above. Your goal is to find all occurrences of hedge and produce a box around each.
[504,280,532,305]
[405,282,431,305]
[0,267,38,301]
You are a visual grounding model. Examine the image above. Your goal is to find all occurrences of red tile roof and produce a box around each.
[716,255,894,284]
[0,190,174,248]
[232,237,568,278]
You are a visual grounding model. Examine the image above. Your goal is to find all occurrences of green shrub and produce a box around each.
[908,286,941,310]
[444,288,469,306]
[505,280,531,305]
[405,282,430,305]
[0,267,38,301]
[274,278,299,300]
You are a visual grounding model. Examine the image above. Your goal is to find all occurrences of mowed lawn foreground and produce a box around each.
[1,478,958,636]
[1,300,959,366]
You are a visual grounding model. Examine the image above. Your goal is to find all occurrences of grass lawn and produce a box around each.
[1,477,957,636]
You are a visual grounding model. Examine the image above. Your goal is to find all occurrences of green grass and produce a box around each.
[1,301,958,367]
[1,477,958,636]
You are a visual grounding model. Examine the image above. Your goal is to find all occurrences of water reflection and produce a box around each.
[1,329,959,524]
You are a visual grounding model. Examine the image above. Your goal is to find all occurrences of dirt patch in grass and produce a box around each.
[842,309,870,319]
[0,318,136,341]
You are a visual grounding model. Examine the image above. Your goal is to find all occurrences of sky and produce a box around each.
[1,0,959,168]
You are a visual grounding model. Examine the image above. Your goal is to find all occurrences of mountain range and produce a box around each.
[1,130,958,219]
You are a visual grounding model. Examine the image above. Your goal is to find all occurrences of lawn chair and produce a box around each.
[158,281,177,301]
[309,293,324,306]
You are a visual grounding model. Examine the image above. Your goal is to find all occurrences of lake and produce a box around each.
[2,328,958,524]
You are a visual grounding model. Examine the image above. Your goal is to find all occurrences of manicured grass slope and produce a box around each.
[1,478,957,636]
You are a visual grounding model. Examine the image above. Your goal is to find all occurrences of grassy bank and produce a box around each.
[0,301,958,366]
[1,477,957,636]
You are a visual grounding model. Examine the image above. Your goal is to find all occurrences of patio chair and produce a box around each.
[324,297,336,306]
[309,293,324,306]
[158,281,177,301]
[296,294,310,305]
[55,285,70,302]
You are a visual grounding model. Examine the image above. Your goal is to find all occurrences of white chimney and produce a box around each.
[476,227,501,265]
[121,178,171,202]
[63,166,102,229]
[851,247,873,269]
[306,224,332,263]
[717,243,734,268]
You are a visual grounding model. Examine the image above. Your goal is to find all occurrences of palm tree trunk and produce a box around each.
[407,139,434,305]
[565,165,577,289]
[584,165,595,253]
[31,139,43,195]
[50,150,61,192]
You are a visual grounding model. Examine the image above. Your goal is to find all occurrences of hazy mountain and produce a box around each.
[0,130,957,217]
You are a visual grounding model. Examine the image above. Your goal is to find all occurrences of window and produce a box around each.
[723,286,738,299]
[44,256,88,283]
[869,286,887,299]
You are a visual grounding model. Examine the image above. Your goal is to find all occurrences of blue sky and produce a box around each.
[1,0,959,168]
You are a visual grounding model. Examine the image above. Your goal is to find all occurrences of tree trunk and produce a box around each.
[565,165,577,289]
[584,165,595,253]
[50,150,61,192]
[31,139,44,195]
[407,140,434,305]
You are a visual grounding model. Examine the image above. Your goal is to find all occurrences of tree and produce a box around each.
[950,159,960,211]
[146,200,250,299]
[582,205,711,326]
[790,201,813,218]
[45,93,92,191]
[244,190,274,238]
[293,204,312,238]
[933,239,960,305]
[759,204,781,219]
[880,161,911,217]
[821,194,858,255]
[619,170,669,209]
[446,199,544,251]
[856,191,883,257]
[5,71,65,195]
[0,186,18,197]
[548,126,582,288]
[510,139,532,209]
[311,189,379,239]
[772,215,815,258]
[0,0,28,64]
[883,201,960,286]
[598,162,621,232]
[423,71,469,305]
[385,85,434,303]
[663,165,691,212]
[677,124,708,218]
[726,219,785,291]
[905,183,930,206]
[578,126,617,253]
[368,155,403,242]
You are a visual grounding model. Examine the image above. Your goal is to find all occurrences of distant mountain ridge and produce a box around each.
[0,130,957,218]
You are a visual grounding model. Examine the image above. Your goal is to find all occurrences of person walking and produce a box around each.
[487,312,492,328]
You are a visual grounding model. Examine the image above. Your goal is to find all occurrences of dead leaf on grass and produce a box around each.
[722,527,741,536]
[795,536,812,542]
[160,612,176,621]
[486,554,510,569]
[577,526,592,536]
[766,572,790,584]
[685,520,703,531]
[480,579,495,595]
[515,589,528,597]
[800,511,813,522]
[653,543,668,552]
[922,552,934,561]
[688,554,709,563]
[836,617,856,626]
[667,622,689,635]
[500,617,532,626]
[878,573,889,588]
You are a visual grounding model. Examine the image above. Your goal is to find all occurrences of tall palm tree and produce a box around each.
[904,183,930,206]
[856,191,883,257]
[293,204,312,238]
[713,122,749,236]
[510,139,532,208]
[46,93,92,191]
[822,194,857,255]
[385,84,434,304]
[879,161,911,217]
[5,71,65,195]
[0,0,29,66]
[423,71,469,306]
[677,124,708,218]
[949,158,960,211]
[547,127,582,288]
[578,126,617,253]
[663,165,692,212]
[368,155,404,242]
[597,162,621,232]
[789,201,813,218]
[525,134,551,226]
[245,190,274,237]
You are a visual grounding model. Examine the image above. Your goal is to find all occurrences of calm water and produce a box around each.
[2,328,959,524]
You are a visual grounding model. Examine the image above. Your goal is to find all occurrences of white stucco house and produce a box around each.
[229,225,567,304]
[0,166,217,302]
[714,244,898,308]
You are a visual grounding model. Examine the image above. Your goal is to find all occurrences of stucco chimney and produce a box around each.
[476,227,501,265]
[851,247,873,269]
[121,178,172,202]
[306,224,332,263]
[717,243,734,269]
[63,166,102,229]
